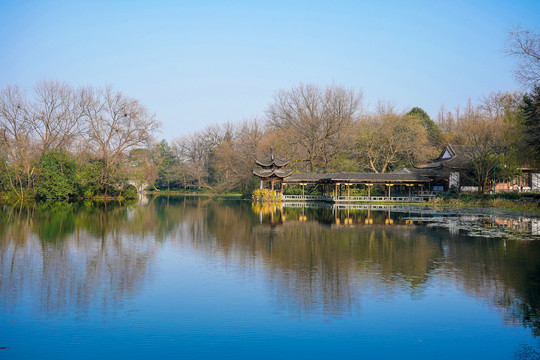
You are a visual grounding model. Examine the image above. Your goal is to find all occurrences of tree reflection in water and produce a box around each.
[0,197,540,339]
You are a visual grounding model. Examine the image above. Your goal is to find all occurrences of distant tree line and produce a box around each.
[1,27,539,199]
[1,82,539,200]
[163,83,538,195]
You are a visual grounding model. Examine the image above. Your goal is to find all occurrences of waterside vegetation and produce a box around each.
[430,192,540,214]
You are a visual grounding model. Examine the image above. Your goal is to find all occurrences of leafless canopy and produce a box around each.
[266,83,363,171]
[505,26,540,88]
[81,86,159,166]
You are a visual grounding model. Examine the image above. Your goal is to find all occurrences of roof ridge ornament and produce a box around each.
[254,147,290,168]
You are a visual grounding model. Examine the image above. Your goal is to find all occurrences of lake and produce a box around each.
[1,196,540,359]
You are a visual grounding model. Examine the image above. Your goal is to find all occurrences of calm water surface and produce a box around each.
[1,197,540,359]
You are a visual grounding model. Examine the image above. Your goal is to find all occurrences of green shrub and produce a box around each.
[123,185,138,199]
[495,192,522,200]
[36,150,77,200]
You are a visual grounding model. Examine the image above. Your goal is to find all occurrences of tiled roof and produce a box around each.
[284,171,429,183]
[414,144,472,170]
[255,146,290,168]
[255,157,290,167]
[253,169,293,179]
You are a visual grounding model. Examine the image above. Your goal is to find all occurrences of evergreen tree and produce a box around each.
[407,107,443,146]
[154,139,182,190]
[521,86,540,164]
[36,150,77,200]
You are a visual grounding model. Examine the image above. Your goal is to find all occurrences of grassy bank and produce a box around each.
[428,193,540,214]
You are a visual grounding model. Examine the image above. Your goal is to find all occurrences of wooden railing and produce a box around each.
[280,195,334,202]
[281,193,437,203]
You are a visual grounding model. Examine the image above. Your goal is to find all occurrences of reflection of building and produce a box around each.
[254,203,422,227]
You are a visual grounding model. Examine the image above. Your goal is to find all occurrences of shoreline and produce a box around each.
[426,196,540,216]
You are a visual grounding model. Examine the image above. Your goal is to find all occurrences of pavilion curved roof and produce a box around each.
[255,147,290,168]
[253,169,293,179]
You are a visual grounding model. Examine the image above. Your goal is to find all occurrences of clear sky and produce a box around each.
[1,0,539,140]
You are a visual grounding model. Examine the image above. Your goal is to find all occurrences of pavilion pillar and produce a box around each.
[271,179,274,191]
[347,184,350,199]
[420,184,423,198]
[408,184,411,200]
[260,179,263,190]
[367,185,371,199]
[386,184,393,199]
[281,181,284,193]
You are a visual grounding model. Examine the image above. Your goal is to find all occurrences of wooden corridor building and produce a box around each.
[253,148,435,202]
[282,170,432,201]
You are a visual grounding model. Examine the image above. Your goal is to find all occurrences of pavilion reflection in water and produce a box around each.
[252,202,428,227]
[252,202,540,237]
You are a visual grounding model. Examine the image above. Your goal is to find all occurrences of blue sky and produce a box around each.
[1,0,539,140]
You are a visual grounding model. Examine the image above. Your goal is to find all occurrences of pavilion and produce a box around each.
[252,147,292,192]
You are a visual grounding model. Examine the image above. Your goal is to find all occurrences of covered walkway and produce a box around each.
[281,170,433,202]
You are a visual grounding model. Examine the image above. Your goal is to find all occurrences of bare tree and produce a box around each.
[439,100,513,193]
[0,85,37,197]
[479,91,523,120]
[81,86,160,192]
[457,106,506,193]
[505,26,540,88]
[173,131,212,189]
[267,83,363,172]
[211,118,265,192]
[29,80,85,154]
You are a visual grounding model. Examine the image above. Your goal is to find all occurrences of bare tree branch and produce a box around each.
[505,26,540,88]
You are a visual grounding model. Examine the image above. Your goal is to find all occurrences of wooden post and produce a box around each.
[347,184,350,199]
[271,179,274,191]
[301,184,305,197]
[408,184,411,200]
[368,184,371,199]
[260,179,263,190]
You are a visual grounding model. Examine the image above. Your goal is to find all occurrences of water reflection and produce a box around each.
[1,197,540,339]
[0,201,160,317]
